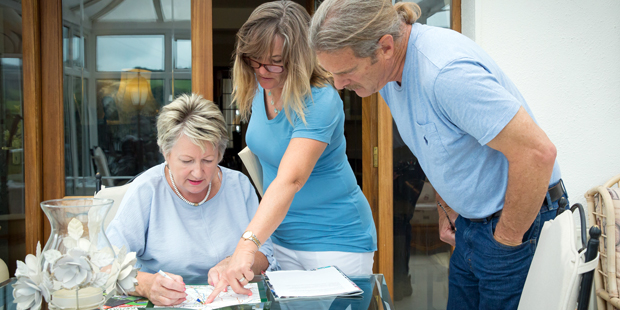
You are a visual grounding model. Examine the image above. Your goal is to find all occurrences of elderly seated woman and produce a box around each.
[106,94,277,306]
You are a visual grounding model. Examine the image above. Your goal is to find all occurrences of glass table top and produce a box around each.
[1,274,393,310]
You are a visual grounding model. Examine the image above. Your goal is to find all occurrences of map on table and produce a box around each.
[155,283,261,309]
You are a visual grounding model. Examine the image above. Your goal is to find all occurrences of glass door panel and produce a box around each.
[392,1,452,309]
[0,3,25,277]
[62,0,191,195]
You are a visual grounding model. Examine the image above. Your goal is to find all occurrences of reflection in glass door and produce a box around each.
[62,0,192,195]
[392,1,453,309]
[0,3,25,277]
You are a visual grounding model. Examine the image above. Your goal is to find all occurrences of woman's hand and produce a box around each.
[206,241,256,303]
[207,257,231,288]
[135,271,187,306]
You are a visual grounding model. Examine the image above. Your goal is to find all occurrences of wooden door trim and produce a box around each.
[191,0,213,100]
[377,95,394,295]
[361,94,378,272]
[23,0,45,255]
[362,94,394,294]
[451,0,462,33]
[23,0,64,254]
[40,0,64,241]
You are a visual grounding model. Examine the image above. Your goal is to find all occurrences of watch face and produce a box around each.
[243,231,251,238]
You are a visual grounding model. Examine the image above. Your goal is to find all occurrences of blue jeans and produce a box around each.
[447,190,568,310]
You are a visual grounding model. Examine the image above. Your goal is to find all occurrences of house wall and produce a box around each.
[462,0,620,208]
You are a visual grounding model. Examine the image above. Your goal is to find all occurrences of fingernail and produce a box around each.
[249,292,252,296]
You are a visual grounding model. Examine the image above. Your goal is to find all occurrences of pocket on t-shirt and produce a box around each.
[416,122,449,163]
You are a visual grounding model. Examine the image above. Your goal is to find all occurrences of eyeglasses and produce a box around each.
[243,57,284,73]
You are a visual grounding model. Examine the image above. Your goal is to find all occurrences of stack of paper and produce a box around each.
[265,266,363,299]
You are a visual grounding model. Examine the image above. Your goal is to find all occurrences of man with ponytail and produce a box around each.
[310,1,566,309]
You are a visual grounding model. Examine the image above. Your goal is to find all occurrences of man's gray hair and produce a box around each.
[157,94,228,161]
[310,0,420,59]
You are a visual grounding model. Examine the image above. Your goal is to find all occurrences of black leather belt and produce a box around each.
[469,209,502,223]
[468,179,566,223]
[545,179,566,206]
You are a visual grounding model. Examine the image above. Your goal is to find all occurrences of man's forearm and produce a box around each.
[494,157,555,245]
[485,107,557,246]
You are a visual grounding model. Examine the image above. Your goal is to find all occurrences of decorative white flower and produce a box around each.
[13,242,52,310]
[68,218,84,240]
[62,218,86,251]
[107,246,138,295]
[52,249,93,289]
[62,236,77,250]
[90,247,114,268]
[91,271,110,289]
[15,242,44,283]
[12,274,52,310]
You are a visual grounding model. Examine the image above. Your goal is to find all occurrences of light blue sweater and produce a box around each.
[106,164,278,280]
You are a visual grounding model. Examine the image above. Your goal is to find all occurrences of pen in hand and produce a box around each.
[437,201,456,232]
[157,270,199,303]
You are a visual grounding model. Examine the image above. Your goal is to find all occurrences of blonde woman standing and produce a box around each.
[207,0,376,301]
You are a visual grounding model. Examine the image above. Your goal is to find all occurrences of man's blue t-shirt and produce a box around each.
[379,23,561,219]
[246,85,377,253]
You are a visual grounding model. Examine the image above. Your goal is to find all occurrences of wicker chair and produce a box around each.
[587,174,620,310]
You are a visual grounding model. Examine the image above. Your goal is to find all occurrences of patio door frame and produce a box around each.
[22,0,213,254]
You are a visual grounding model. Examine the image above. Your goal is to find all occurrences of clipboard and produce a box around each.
[264,266,364,300]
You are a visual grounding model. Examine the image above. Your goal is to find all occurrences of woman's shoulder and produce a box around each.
[220,166,254,190]
[131,163,165,186]
[310,84,338,98]
[123,163,167,197]
[305,85,342,115]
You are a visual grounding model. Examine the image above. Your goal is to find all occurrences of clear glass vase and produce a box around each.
[40,198,116,310]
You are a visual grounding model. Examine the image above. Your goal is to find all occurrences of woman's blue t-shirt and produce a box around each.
[245,85,377,253]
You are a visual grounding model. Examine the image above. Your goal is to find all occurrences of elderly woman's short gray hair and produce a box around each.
[157,94,228,161]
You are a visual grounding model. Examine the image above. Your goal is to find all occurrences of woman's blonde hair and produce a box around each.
[232,0,332,123]
[310,0,421,60]
[157,94,228,161]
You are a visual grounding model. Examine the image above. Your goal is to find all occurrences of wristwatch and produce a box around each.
[242,231,261,249]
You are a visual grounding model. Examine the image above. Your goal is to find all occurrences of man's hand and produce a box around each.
[436,193,458,247]
[493,231,522,246]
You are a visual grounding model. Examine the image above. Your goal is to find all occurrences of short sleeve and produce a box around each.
[240,174,280,271]
[291,86,342,144]
[433,59,521,145]
[105,182,151,261]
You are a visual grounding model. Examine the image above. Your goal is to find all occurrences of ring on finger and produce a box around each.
[238,276,246,283]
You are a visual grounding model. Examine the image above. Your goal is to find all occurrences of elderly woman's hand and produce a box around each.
[206,241,256,303]
[135,271,187,306]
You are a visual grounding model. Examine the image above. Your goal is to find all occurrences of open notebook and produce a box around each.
[238,146,264,197]
[264,266,363,300]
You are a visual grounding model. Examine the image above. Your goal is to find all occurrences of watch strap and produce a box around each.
[242,231,261,249]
